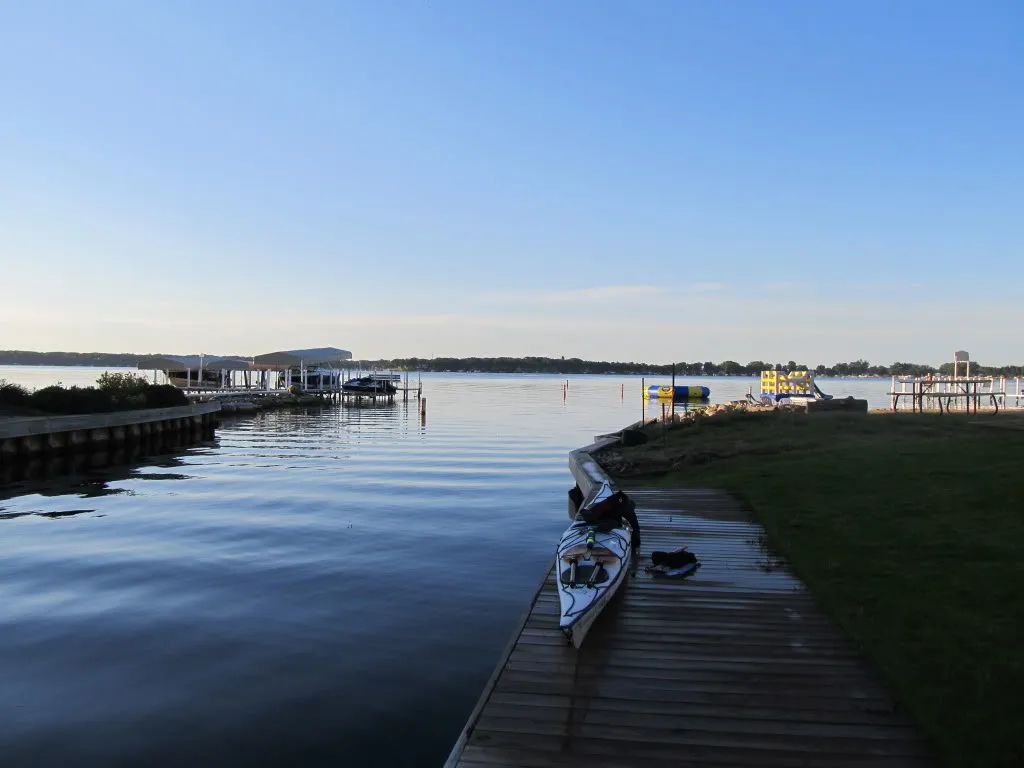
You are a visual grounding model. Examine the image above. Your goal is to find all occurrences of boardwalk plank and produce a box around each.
[462,731,932,768]
[472,716,927,757]
[486,691,906,725]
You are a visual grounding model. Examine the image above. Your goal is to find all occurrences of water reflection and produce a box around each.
[0,445,205,513]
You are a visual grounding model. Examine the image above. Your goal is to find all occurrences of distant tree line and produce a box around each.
[2,351,1021,378]
[0,350,160,367]
[351,357,1024,378]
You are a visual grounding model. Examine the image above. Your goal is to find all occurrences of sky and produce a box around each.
[1,0,1021,366]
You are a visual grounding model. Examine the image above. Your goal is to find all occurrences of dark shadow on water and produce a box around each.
[0,437,216,514]
[0,508,97,520]
[37,508,98,519]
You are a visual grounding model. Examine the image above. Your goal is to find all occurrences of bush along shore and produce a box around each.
[0,373,331,419]
[598,406,1024,767]
[0,373,187,417]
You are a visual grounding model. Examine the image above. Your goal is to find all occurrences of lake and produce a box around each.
[0,368,893,765]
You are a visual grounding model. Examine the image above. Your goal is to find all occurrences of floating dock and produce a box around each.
[445,487,934,767]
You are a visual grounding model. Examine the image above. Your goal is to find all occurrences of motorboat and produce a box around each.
[341,377,397,395]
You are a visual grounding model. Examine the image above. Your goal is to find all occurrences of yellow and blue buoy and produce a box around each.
[647,385,710,401]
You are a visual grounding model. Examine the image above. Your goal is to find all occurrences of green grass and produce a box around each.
[606,411,1024,768]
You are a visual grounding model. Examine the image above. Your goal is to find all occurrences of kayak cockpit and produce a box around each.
[559,561,610,586]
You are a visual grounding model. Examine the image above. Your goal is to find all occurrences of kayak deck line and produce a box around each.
[444,486,936,767]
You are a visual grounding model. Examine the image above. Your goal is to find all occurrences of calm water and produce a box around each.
[0,368,892,766]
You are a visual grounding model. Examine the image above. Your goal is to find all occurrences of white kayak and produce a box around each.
[556,495,633,649]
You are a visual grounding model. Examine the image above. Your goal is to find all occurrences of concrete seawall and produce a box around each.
[0,402,221,466]
[566,435,620,515]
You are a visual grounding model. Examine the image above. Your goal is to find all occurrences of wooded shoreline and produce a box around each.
[3,352,1021,378]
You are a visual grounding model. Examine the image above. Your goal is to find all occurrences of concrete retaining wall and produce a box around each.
[567,436,620,518]
[0,402,221,466]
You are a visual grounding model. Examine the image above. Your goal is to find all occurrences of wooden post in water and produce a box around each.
[641,377,645,426]
[671,363,676,422]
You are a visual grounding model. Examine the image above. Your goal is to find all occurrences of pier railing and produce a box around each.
[889,375,1015,413]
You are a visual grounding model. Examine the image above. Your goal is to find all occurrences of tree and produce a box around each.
[745,361,766,375]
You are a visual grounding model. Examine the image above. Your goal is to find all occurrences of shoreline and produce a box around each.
[590,407,1023,766]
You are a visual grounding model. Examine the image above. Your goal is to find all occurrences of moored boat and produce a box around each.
[341,377,397,395]
[556,484,637,648]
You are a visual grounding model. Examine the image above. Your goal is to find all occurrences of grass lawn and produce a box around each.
[602,410,1024,768]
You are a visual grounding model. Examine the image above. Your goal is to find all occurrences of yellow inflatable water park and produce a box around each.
[758,370,832,404]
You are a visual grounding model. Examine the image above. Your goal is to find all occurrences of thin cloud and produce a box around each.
[479,285,666,304]
[759,281,797,292]
[539,285,664,303]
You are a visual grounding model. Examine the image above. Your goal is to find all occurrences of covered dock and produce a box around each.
[137,347,353,396]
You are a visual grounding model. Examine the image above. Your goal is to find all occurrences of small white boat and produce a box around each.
[556,485,633,648]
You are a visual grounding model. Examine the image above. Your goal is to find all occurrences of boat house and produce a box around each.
[137,347,353,394]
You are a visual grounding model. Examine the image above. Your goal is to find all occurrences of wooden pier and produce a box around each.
[889,376,1010,413]
[445,488,934,767]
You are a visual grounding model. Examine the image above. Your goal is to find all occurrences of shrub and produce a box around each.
[96,372,150,409]
[96,372,149,395]
[0,379,30,407]
[143,384,189,408]
[11,377,188,415]
[30,385,115,414]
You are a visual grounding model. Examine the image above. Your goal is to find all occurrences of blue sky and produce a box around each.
[1,1,1021,364]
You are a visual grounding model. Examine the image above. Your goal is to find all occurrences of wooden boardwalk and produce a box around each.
[446,488,935,768]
